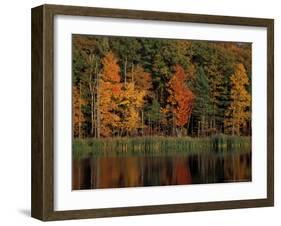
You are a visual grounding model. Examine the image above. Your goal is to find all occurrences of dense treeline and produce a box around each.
[73,35,251,139]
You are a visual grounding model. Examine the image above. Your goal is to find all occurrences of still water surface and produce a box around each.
[72,151,251,190]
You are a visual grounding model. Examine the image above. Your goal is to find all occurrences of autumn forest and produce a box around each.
[72,34,252,189]
[73,35,251,139]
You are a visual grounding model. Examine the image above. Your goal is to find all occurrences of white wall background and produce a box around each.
[0,0,279,225]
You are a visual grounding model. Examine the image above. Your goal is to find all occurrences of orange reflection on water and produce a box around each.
[72,152,251,190]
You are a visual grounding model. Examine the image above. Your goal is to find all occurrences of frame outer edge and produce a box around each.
[32,5,55,221]
[43,4,55,221]
[267,19,274,206]
[43,4,273,26]
[31,5,44,220]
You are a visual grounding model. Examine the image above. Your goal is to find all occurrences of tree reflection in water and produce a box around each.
[72,151,251,190]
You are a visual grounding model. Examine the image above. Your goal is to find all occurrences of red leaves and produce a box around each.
[111,85,121,95]
[168,65,195,127]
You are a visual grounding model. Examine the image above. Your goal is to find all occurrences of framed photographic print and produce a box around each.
[31,4,274,221]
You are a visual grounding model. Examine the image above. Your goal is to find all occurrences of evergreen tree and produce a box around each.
[191,67,212,136]
[145,98,162,135]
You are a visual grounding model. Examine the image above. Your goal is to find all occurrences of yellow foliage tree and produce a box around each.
[127,65,152,134]
[119,83,146,135]
[224,63,251,135]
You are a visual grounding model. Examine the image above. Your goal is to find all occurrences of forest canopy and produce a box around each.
[72,35,251,139]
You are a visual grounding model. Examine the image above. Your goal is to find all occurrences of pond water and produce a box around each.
[72,151,251,190]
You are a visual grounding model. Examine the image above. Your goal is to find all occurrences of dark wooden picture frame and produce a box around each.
[31,4,274,221]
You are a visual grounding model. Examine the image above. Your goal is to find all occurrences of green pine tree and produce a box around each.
[191,67,212,136]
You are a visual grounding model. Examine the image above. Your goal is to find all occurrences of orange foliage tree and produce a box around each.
[98,51,122,137]
[168,65,195,135]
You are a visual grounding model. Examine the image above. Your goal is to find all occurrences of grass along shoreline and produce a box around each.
[73,135,251,158]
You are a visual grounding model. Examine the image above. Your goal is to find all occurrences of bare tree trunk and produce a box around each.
[78,82,82,139]
[90,89,94,136]
[91,60,99,138]
[94,60,99,138]
[96,73,101,138]
[94,89,97,138]
[87,54,96,138]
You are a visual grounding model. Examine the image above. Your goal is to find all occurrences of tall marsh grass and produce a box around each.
[73,135,251,158]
